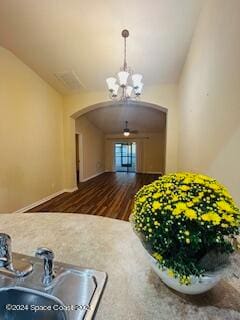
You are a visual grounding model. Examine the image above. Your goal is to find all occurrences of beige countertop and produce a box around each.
[0,212,240,320]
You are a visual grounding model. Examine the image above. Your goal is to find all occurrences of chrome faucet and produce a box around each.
[0,233,32,277]
[0,233,12,269]
[35,247,55,286]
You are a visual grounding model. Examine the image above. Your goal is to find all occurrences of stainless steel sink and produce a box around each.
[0,253,107,320]
[0,287,66,320]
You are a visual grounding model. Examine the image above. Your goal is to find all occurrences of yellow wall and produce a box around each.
[63,85,179,189]
[178,0,240,204]
[105,133,166,174]
[0,47,64,212]
[75,117,105,180]
[143,133,166,173]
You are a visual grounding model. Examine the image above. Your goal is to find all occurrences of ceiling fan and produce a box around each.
[123,121,138,137]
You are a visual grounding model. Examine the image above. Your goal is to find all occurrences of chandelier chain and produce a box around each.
[124,36,127,71]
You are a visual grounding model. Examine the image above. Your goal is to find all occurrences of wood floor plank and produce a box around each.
[28,172,160,221]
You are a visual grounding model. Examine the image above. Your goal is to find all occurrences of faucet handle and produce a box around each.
[35,247,55,286]
[0,233,32,277]
[35,247,54,260]
[0,233,12,267]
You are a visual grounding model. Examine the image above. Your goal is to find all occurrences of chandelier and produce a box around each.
[106,29,144,101]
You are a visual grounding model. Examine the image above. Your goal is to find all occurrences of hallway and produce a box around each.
[28,172,159,221]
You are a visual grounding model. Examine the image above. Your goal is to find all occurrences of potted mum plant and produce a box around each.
[130,172,240,294]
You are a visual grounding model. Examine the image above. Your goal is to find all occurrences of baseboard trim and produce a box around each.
[63,187,78,192]
[14,187,78,213]
[80,171,105,182]
[106,170,163,175]
[141,171,163,175]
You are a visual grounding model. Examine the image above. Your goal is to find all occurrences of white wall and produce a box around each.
[178,0,240,204]
[75,117,105,181]
[0,47,64,212]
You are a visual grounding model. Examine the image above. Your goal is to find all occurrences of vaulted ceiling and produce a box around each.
[0,0,204,94]
[83,104,166,134]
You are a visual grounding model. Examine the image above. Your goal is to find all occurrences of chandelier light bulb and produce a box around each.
[106,77,117,91]
[135,82,144,96]
[132,74,143,89]
[118,71,129,87]
[126,86,133,98]
[112,84,119,97]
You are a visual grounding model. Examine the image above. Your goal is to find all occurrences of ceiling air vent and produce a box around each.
[54,71,85,91]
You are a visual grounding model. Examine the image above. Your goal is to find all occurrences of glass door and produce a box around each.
[115,142,136,172]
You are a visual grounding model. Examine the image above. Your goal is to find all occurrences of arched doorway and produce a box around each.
[71,100,167,119]
[71,100,168,186]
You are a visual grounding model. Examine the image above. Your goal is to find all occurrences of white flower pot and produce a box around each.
[146,251,222,295]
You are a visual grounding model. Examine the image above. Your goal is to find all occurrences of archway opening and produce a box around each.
[72,100,167,185]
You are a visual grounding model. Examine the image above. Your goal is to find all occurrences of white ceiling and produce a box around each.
[83,104,166,134]
[0,0,204,94]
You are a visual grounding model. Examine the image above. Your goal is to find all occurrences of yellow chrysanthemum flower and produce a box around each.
[221,189,232,199]
[180,185,190,191]
[172,195,179,202]
[187,201,194,207]
[153,192,161,199]
[217,201,233,213]
[194,177,204,184]
[198,174,213,181]
[167,269,175,277]
[192,197,200,203]
[152,201,161,210]
[201,212,221,225]
[222,213,234,223]
[164,183,172,188]
[173,202,187,215]
[211,184,221,190]
[183,178,192,184]
[184,209,197,220]
[139,196,147,203]
[180,275,191,285]
[152,252,163,262]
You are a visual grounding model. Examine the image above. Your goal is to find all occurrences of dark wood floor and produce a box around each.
[28,172,159,221]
